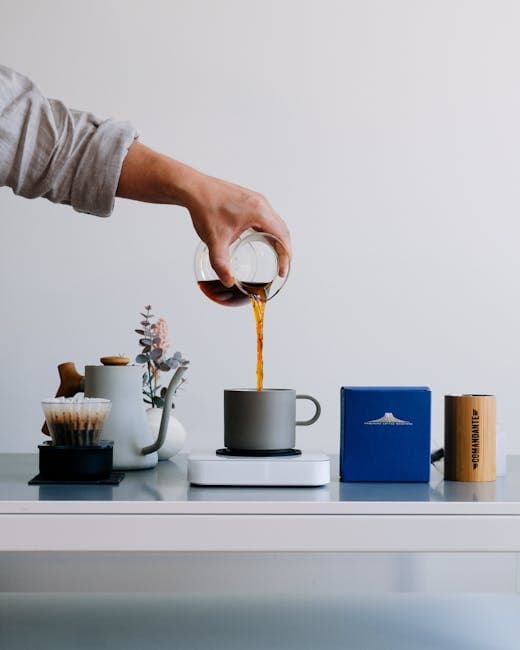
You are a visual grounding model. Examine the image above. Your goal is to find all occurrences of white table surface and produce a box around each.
[1,453,520,552]
[4,455,520,649]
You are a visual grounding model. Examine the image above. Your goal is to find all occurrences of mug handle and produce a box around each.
[296,395,321,426]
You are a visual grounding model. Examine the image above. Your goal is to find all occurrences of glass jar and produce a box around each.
[194,229,290,306]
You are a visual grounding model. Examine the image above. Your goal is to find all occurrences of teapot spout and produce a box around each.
[141,365,187,456]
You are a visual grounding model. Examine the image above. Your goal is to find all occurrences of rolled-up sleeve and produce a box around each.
[0,64,138,217]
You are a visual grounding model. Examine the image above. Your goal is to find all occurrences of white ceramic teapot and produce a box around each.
[43,358,187,470]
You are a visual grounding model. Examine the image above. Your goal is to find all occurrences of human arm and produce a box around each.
[117,141,291,287]
[0,64,137,216]
[0,64,291,285]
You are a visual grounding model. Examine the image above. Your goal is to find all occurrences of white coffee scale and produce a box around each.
[188,450,330,487]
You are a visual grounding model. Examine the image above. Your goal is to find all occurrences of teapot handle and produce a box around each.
[41,362,85,435]
[141,365,187,455]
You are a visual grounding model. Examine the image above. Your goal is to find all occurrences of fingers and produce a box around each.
[270,212,291,278]
[208,240,235,287]
[248,194,291,261]
[255,206,292,278]
[275,240,291,278]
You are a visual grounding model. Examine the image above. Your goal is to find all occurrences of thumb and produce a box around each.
[208,241,235,288]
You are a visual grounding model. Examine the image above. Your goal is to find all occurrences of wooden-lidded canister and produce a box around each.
[444,395,496,482]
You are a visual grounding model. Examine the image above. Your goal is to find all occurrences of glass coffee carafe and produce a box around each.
[194,229,290,306]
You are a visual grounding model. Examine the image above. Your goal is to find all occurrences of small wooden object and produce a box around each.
[41,362,84,436]
[444,395,496,482]
[100,356,130,366]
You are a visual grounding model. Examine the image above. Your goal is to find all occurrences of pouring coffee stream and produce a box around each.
[248,284,268,392]
[195,230,288,391]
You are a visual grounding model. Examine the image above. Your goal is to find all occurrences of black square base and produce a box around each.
[28,471,125,486]
[35,440,115,482]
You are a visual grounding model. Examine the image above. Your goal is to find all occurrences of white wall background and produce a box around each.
[1,0,520,454]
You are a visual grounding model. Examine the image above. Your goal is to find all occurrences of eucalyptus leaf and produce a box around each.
[167,359,179,369]
[134,329,145,335]
[159,362,171,371]
[173,351,183,360]
[136,354,148,364]
[152,337,161,345]
[150,348,162,360]
[153,396,164,408]
[139,338,152,346]
[142,345,151,354]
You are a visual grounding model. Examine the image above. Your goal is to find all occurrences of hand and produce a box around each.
[183,172,292,287]
[117,142,291,287]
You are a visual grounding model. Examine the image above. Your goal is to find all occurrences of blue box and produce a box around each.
[340,387,431,482]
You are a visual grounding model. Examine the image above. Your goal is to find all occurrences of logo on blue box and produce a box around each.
[340,387,431,483]
[364,412,412,425]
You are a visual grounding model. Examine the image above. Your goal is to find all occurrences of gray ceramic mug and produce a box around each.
[224,389,321,452]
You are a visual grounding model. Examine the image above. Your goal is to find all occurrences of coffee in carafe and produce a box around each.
[197,280,270,307]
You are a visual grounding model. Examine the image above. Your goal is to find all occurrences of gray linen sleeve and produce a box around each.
[0,64,138,217]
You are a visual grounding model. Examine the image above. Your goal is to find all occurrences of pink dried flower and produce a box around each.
[153,317,170,359]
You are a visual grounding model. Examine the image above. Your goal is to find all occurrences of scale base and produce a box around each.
[216,447,301,457]
[188,451,330,487]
